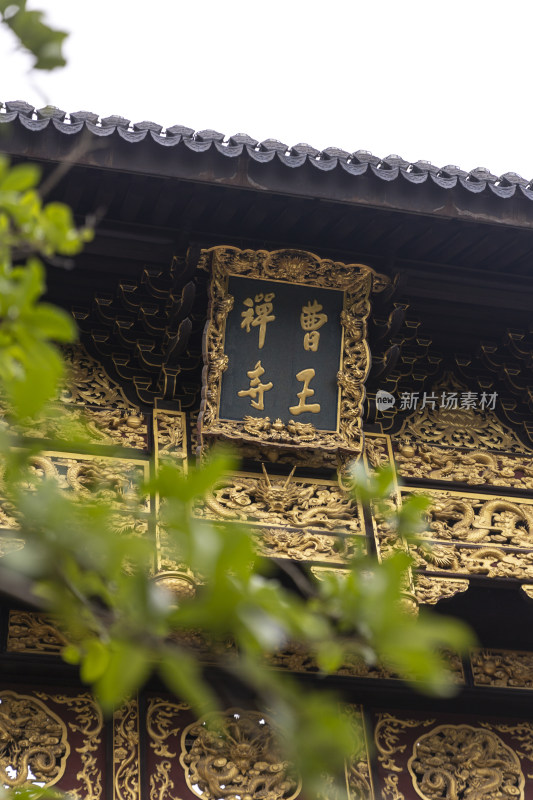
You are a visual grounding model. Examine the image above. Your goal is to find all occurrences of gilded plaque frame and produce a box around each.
[198,246,389,464]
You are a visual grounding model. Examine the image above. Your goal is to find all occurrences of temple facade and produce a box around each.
[2,100,533,799]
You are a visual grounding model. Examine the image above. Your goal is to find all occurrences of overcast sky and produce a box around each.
[1,0,533,178]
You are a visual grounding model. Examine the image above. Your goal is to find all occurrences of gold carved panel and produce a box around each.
[7,610,67,654]
[408,724,523,800]
[0,451,150,532]
[364,433,394,473]
[35,691,104,800]
[146,697,190,800]
[0,346,148,451]
[146,698,364,800]
[374,712,533,800]
[404,488,533,549]
[345,705,374,800]
[193,468,364,564]
[268,641,464,685]
[257,527,359,563]
[113,698,140,800]
[0,690,70,788]
[413,542,533,581]
[198,246,388,466]
[471,648,533,689]
[153,408,187,468]
[180,708,301,800]
[382,488,533,583]
[394,441,533,490]
[393,373,528,453]
[413,576,469,606]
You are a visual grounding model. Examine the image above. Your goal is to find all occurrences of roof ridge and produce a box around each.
[2,100,532,200]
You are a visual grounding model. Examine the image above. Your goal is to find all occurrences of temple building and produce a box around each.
[2,99,533,799]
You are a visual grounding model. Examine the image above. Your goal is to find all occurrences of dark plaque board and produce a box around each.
[219,277,343,430]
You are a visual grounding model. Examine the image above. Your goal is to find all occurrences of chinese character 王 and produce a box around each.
[289,368,321,415]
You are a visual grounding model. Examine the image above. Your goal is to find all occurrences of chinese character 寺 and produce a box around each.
[300,299,328,352]
[289,368,321,415]
[241,293,275,349]
[237,361,273,411]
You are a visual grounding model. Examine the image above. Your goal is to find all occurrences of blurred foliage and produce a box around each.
[0,31,475,794]
[0,1,67,69]
[0,157,91,417]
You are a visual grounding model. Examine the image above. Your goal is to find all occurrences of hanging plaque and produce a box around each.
[198,246,388,465]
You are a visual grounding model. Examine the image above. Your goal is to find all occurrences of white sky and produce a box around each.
[1,0,533,178]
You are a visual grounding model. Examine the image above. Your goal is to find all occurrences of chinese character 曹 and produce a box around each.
[300,299,328,352]
[237,361,273,411]
[241,293,275,349]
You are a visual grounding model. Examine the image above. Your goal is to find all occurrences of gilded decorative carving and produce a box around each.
[0,346,148,449]
[62,346,135,410]
[180,708,301,800]
[375,715,435,800]
[408,724,524,800]
[81,409,147,450]
[41,692,104,800]
[0,534,24,554]
[372,495,409,562]
[0,453,149,523]
[269,641,393,679]
[259,528,358,563]
[413,576,469,606]
[394,441,533,490]
[471,649,533,689]
[146,698,190,800]
[269,641,463,684]
[7,610,68,654]
[405,488,533,549]
[344,705,373,800]
[364,434,392,471]
[196,468,361,533]
[0,406,147,450]
[153,409,187,465]
[375,715,533,800]
[0,690,69,788]
[395,374,527,453]
[413,541,533,580]
[113,699,140,800]
[198,246,388,463]
[153,570,197,600]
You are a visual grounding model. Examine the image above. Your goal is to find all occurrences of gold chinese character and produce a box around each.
[304,331,320,351]
[289,368,320,415]
[300,300,328,351]
[237,361,273,410]
[241,293,275,349]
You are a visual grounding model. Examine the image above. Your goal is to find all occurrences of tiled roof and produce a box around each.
[2,100,533,202]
